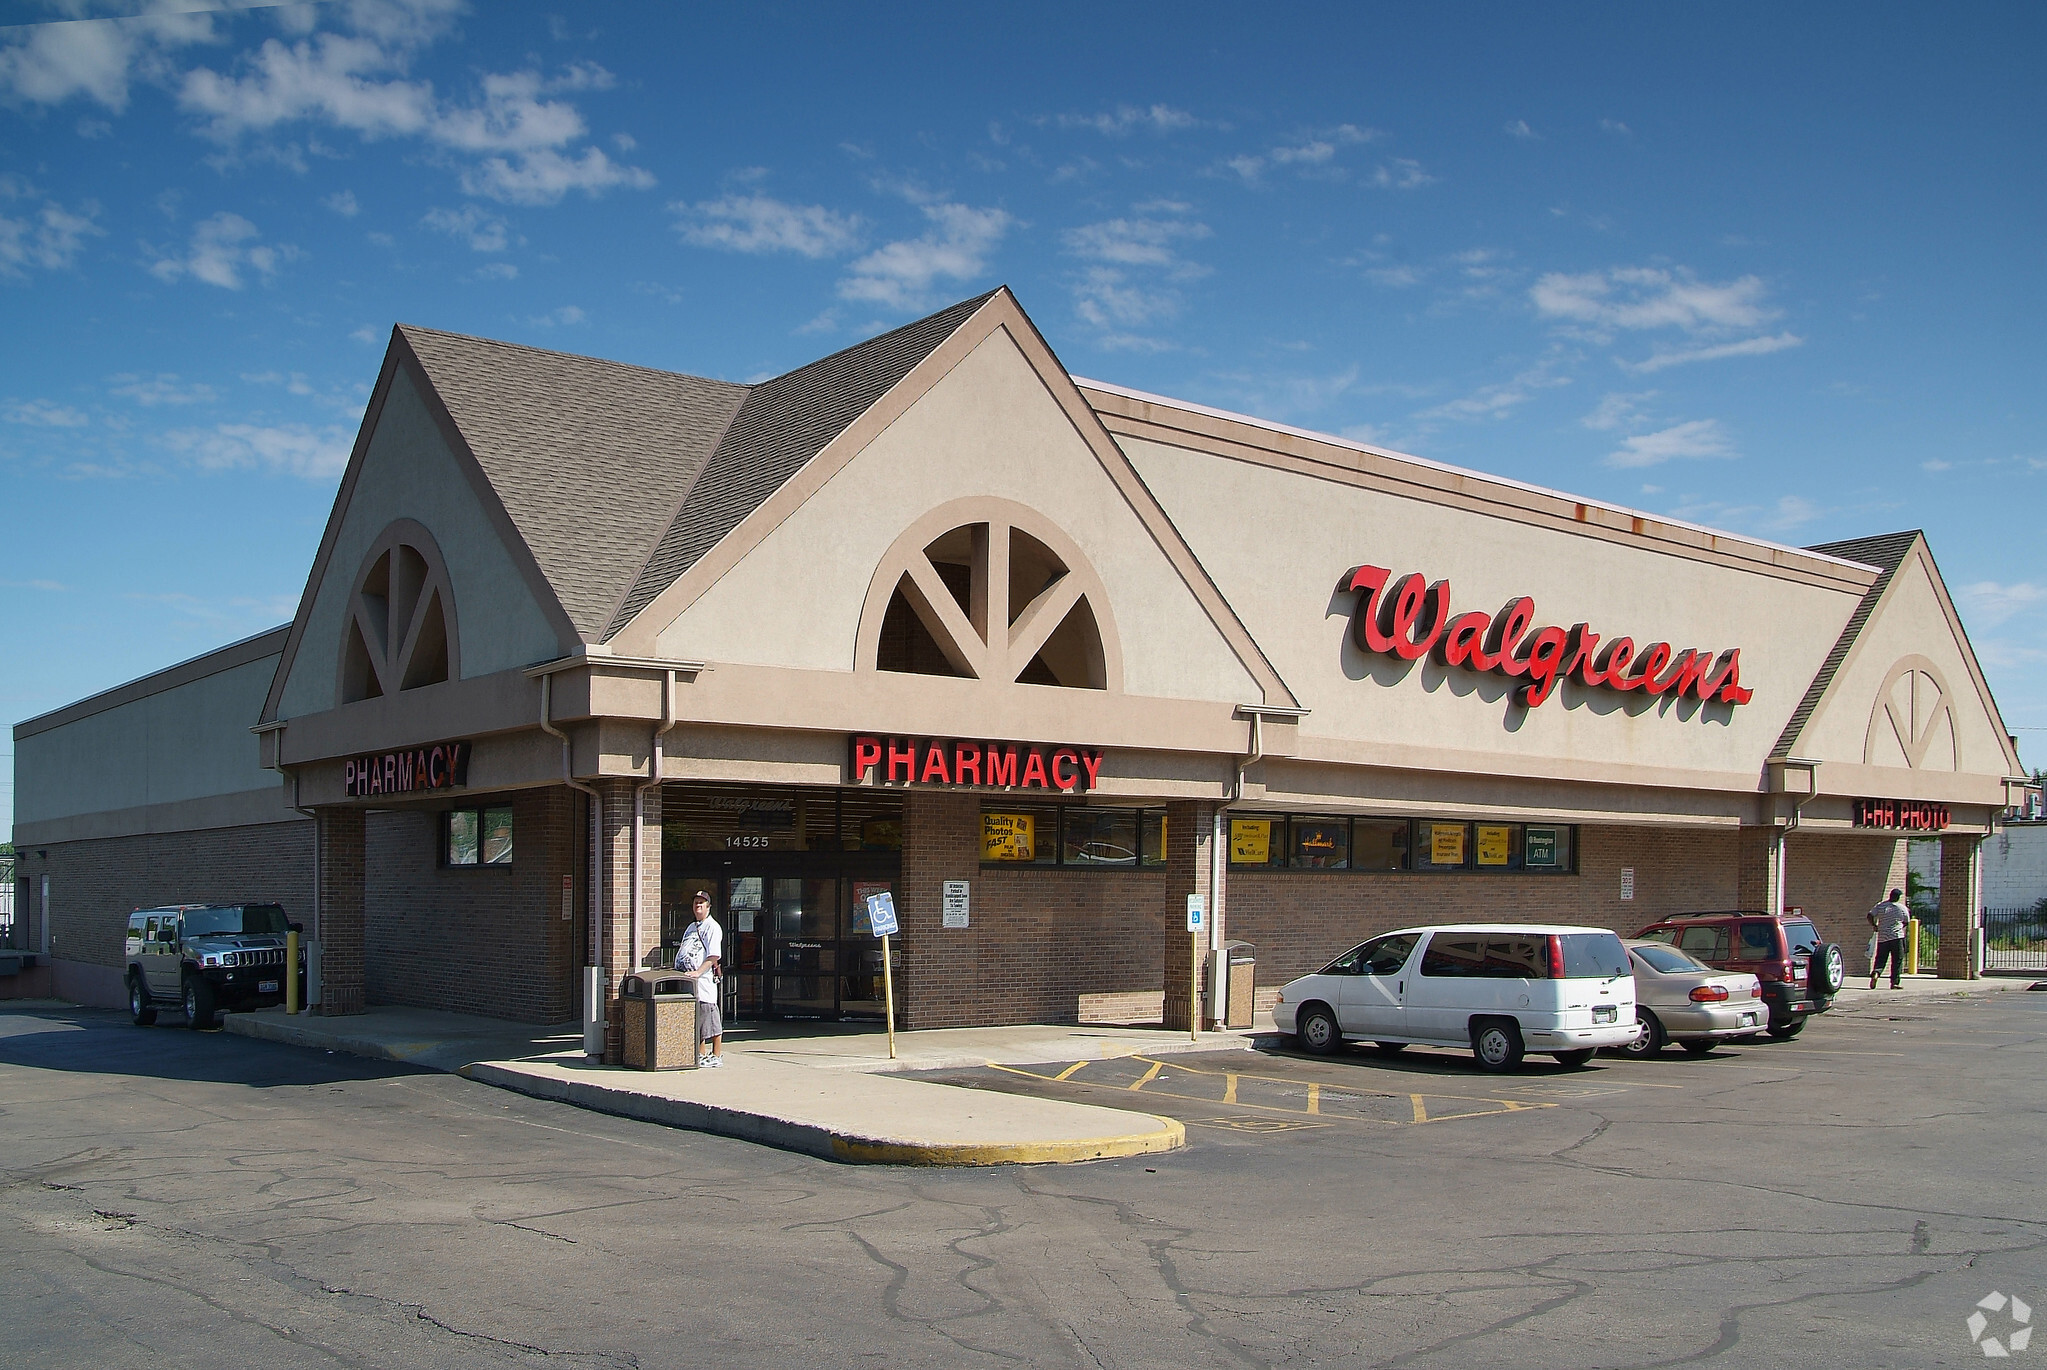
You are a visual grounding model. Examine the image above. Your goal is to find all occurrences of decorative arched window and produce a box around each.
[339,520,460,704]
[856,499,1122,691]
[1864,655,1957,770]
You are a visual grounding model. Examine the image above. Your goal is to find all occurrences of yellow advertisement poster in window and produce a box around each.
[1231,818,1271,864]
[1429,823,1466,866]
[1476,825,1512,867]
[982,813,1035,862]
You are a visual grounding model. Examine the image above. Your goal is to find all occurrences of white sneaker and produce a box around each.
[705,1055,724,1068]
[697,1054,714,1068]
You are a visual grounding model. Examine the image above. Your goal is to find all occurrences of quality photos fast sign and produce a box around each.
[344,740,470,798]
[1343,562,1755,710]
[850,735,1105,793]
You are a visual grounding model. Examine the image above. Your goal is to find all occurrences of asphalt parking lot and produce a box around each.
[3,988,2044,1369]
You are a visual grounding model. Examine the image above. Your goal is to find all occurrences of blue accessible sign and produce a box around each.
[866,890,899,938]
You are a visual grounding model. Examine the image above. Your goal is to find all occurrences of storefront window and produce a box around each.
[1415,820,1471,872]
[1352,819,1411,872]
[1474,823,1521,870]
[443,805,512,867]
[1229,816,1280,867]
[1062,808,1139,866]
[1522,825,1571,873]
[1289,816,1349,869]
[982,809,1054,864]
[1140,811,1168,866]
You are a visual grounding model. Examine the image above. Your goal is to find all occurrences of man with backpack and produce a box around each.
[1867,888,1911,990]
[676,890,725,1067]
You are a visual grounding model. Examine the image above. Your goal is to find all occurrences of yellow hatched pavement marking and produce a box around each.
[1054,1060,1090,1081]
[1129,1060,1166,1091]
[1411,1094,1428,1123]
[1307,1083,1321,1115]
[1223,1073,1239,1104]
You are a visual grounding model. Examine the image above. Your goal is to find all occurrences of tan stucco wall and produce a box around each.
[278,366,560,719]
[1798,552,2010,778]
[1120,434,1863,782]
[654,328,1260,705]
[16,652,281,829]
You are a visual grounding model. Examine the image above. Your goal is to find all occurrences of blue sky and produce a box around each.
[3,0,2043,836]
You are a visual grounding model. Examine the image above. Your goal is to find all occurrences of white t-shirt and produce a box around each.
[676,916,723,1003]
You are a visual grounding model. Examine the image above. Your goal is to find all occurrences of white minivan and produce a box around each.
[1272,924,1640,1071]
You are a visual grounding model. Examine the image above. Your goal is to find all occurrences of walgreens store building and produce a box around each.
[11,289,2029,1044]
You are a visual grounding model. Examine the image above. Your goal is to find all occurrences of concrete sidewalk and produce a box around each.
[222,1007,1238,1165]
[1827,972,2038,1009]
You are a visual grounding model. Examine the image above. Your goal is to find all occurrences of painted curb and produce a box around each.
[464,1061,1185,1166]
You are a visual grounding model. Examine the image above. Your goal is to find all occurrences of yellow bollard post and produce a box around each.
[881,932,896,1061]
[1907,918,1920,977]
[285,929,300,1015]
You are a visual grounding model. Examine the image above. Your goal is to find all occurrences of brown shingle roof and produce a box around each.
[1770,530,1922,759]
[603,290,998,638]
[397,325,750,641]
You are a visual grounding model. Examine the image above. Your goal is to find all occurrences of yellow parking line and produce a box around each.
[1307,1083,1321,1115]
[1410,1094,1428,1123]
[1130,1060,1165,1091]
[1055,1060,1090,1081]
[1223,1073,1238,1104]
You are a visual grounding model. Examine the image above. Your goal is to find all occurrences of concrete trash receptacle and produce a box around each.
[618,972,700,1070]
[1224,941,1255,1030]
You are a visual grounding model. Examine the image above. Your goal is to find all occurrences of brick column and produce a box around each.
[1937,834,1981,980]
[316,807,366,1016]
[593,778,640,1062]
[1736,825,1782,914]
[900,790,978,1030]
[1162,800,1219,1032]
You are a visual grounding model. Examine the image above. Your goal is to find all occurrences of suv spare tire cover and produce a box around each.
[1811,943,1846,996]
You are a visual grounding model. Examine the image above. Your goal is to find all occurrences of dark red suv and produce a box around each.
[1632,912,1846,1039]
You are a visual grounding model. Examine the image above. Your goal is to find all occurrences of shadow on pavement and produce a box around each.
[0,1003,429,1088]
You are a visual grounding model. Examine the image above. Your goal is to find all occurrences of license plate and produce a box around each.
[1593,1005,1617,1023]
[258,980,279,994]
[1740,1013,1757,1027]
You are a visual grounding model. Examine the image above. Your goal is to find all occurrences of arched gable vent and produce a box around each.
[856,498,1122,691]
[339,520,461,704]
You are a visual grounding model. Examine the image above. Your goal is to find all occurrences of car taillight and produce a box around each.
[1548,936,1566,979]
[1756,961,1799,983]
[1690,985,1730,1002]
[1746,981,1761,998]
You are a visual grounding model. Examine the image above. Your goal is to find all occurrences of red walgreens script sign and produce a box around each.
[851,736,1104,793]
[1345,564,1755,709]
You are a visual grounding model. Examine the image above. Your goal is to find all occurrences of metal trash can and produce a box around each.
[618,972,700,1070]
[1224,940,1256,1030]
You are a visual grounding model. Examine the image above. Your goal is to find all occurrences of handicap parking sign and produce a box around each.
[866,890,899,937]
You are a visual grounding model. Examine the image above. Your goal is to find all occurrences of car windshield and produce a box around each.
[1558,932,1629,979]
[1632,944,1709,974]
[182,905,290,937]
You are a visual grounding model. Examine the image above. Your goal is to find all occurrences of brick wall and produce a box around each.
[19,820,314,973]
[1784,830,1907,971]
[365,786,580,1024]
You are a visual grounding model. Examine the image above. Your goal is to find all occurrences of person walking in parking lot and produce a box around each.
[676,891,725,1067]
[1868,888,1911,989]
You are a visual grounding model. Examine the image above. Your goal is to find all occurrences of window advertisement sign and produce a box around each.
[1426,822,1467,868]
[1476,824,1513,868]
[1524,828,1560,868]
[982,812,1036,862]
[1231,817,1273,865]
[849,881,891,935]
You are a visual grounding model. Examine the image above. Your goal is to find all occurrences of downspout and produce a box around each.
[1778,757,1822,915]
[630,669,678,973]
[540,672,606,1055]
[1212,708,1270,1027]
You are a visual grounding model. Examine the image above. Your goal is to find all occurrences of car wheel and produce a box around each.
[129,974,157,1027]
[1811,943,1846,997]
[183,975,217,1030]
[1371,1041,1407,1056]
[1470,1018,1524,1073]
[1767,1017,1804,1040]
[1615,1008,1665,1057]
[1679,1040,1717,1055]
[1296,1004,1342,1055]
[1553,1049,1595,1069]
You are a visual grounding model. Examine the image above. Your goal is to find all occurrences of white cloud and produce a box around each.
[148,210,287,288]
[472,260,516,280]
[2,398,89,427]
[1226,125,1379,183]
[1369,158,1433,189]
[839,199,1012,312]
[0,179,103,275]
[1062,213,1210,270]
[1600,118,1631,135]
[1057,104,1199,136]
[526,304,586,327]
[1958,581,2045,628]
[460,145,651,204]
[1581,391,1656,431]
[1531,265,1776,334]
[1606,417,1736,468]
[1063,205,1211,343]
[423,204,507,251]
[1412,361,1570,428]
[1366,264,1424,288]
[1922,458,1953,473]
[1505,119,1538,140]
[163,421,352,478]
[1621,331,1804,373]
[322,188,359,216]
[0,577,67,591]
[109,372,217,405]
[0,5,219,112]
[673,193,863,258]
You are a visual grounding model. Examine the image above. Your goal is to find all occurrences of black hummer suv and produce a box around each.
[126,904,298,1029]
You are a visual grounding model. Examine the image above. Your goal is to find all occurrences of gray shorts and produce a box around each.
[696,999,723,1043]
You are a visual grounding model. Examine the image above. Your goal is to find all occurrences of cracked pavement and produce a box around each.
[2,989,2042,1368]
